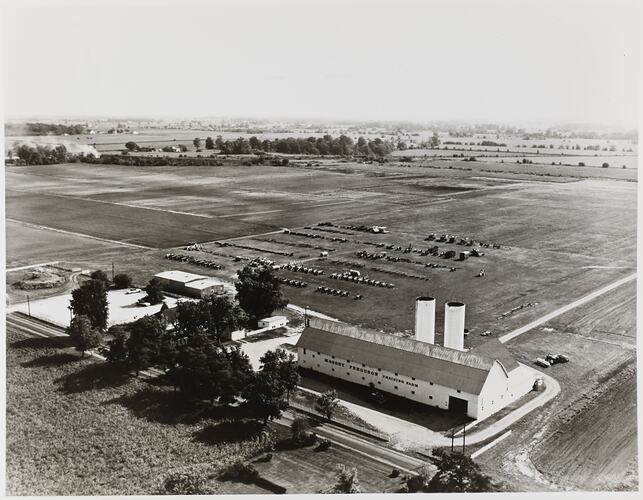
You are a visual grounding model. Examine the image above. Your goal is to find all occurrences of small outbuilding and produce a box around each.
[258,316,289,330]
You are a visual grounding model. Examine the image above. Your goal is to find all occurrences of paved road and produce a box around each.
[499,272,637,344]
[277,411,426,474]
[6,312,164,379]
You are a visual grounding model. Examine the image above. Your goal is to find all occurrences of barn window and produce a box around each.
[332,368,334,372]
[362,376,365,380]
[411,391,415,395]
[394,386,398,390]
[429,396,433,400]
[303,349,307,354]
[347,372,350,376]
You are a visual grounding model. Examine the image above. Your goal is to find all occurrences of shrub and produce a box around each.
[113,273,133,289]
[90,269,109,282]
[161,471,208,495]
[221,460,259,483]
[602,162,609,168]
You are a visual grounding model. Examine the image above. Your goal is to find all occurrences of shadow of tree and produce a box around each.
[104,387,242,426]
[21,352,79,368]
[193,419,264,445]
[55,362,130,394]
[9,337,68,350]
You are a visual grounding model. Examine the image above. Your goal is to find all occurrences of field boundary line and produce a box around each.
[6,261,60,273]
[6,218,153,250]
[499,273,637,344]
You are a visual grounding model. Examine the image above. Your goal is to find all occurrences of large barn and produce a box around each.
[296,298,536,419]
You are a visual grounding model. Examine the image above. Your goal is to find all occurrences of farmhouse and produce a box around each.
[296,297,535,419]
[154,270,224,298]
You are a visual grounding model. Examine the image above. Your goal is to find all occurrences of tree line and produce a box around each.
[5,122,87,136]
[204,134,396,157]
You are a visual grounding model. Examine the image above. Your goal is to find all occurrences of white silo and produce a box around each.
[415,296,436,344]
[444,301,465,351]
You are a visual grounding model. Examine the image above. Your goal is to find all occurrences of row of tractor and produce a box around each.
[315,286,352,297]
[278,277,308,288]
[165,253,224,269]
[281,263,324,275]
[330,272,395,288]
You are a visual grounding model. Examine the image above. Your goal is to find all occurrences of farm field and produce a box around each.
[476,281,637,491]
[5,219,137,269]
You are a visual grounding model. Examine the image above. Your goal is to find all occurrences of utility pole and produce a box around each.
[26,294,31,317]
[451,429,455,452]
[462,423,466,454]
[111,262,115,282]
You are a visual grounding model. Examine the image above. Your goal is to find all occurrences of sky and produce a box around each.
[1,0,640,127]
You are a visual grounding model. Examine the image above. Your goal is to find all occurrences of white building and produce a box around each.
[258,316,288,330]
[154,270,224,298]
[296,298,535,419]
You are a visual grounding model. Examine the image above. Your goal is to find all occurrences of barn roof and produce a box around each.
[155,270,206,284]
[470,338,520,373]
[185,278,224,290]
[296,318,507,395]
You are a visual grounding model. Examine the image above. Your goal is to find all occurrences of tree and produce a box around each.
[126,316,165,375]
[104,325,129,365]
[315,389,339,421]
[426,449,495,493]
[90,269,109,282]
[144,277,164,305]
[113,273,132,289]
[67,315,102,357]
[175,295,247,343]
[205,136,215,149]
[125,141,139,151]
[70,279,109,330]
[235,264,288,328]
[260,348,300,402]
[429,132,440,149]
[193,138,201,148]
[329,465,361,493]
[290,416,311,445]
[242,369,289,424]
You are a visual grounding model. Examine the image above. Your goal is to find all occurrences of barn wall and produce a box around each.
[297,347,481,418]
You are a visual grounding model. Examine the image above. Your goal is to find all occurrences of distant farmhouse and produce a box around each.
[296,297,536,419]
